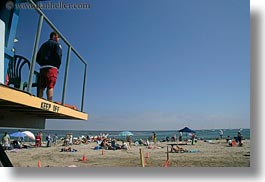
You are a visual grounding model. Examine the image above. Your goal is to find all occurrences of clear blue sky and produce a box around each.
[15,0,250,131]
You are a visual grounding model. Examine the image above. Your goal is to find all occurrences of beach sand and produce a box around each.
[5,139,250,167]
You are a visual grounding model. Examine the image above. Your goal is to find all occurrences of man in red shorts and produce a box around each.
[36,32,62,101]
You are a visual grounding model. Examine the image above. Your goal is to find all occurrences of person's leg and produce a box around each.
[39,88,44,98]
[38,69,46,99]
[47,88,54,101]
[46,68,57,101]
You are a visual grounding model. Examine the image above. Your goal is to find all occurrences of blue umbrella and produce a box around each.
[10,131,26,138]
[118,131,134,136]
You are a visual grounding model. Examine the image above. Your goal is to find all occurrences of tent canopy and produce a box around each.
[178,127,195,133]
[10,132,26,138]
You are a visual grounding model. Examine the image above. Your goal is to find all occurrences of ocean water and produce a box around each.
[0,128,250,142]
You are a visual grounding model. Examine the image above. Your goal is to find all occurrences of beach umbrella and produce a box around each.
[10,131,26,138]
[22,131,35,140]
[118,131,134,136]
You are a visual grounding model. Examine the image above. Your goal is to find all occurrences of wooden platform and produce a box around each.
[0,84,88,129]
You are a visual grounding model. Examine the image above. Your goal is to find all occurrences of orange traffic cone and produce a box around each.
[102,149,104,155]
[38,160,41,168]
[82,154,87,161]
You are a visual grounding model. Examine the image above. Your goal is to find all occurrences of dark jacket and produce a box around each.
[36,39,62,69]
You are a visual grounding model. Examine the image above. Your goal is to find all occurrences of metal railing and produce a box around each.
[26,0,87,112]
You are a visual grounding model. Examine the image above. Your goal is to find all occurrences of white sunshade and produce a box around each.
[22,131,35,140]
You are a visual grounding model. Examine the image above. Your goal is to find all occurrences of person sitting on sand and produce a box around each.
[226,135,231,143]
[100,138,114,150]
[60,146,77,152]
[121,140,128,150]
[144,139,149,146]
[138,139,144,145]
[111,139,121,150]
[172,145,188,153]
[12,140,22,149]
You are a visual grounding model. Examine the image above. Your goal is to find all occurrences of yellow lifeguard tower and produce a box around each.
[0,0,88,166]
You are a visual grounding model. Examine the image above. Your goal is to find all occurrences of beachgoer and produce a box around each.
[191,133,196,145]
[127,135,132,148]
[1,132,10,150]
[35,133,41,147]
[121,140,128,150]
[61,146,71,152]
[111,139,121,149]
[53,133,58,146]
[226,135,231,143]
[179,132,183,141]
[17,129,23,143]
[86,135,91,142]
[219,129,224,139]
[173,134,176,142]
[141,139,149,146]
[172,145,187,153]
[237,131,243,146]
[46,134,52,147]
[152,131,157,145]
[228,139,233,146]
[100,138,113,150]
[12,140,22,149]
[39,131,43,145]
[69,134,73,145]
[138,139,144,145]
[36,31,62,101]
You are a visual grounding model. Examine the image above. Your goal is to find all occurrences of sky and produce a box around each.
[14,0,250,131]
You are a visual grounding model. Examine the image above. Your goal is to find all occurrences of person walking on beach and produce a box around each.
[37,31,62,101]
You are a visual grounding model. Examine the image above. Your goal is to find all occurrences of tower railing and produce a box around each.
[25,0,87,112]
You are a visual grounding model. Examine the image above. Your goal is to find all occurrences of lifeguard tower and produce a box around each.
[0,0,89,166]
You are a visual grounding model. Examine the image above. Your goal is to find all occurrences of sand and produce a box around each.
[5,139,250,167]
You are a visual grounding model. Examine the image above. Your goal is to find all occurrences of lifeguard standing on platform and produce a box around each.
[36,32,62,101]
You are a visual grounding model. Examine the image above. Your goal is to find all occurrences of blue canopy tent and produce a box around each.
[178,127,195,133]
[178,127,196,140]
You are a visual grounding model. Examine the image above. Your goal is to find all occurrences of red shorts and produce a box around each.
[40,67,58,89]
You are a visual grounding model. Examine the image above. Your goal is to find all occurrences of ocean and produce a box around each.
[0,128,250,142]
